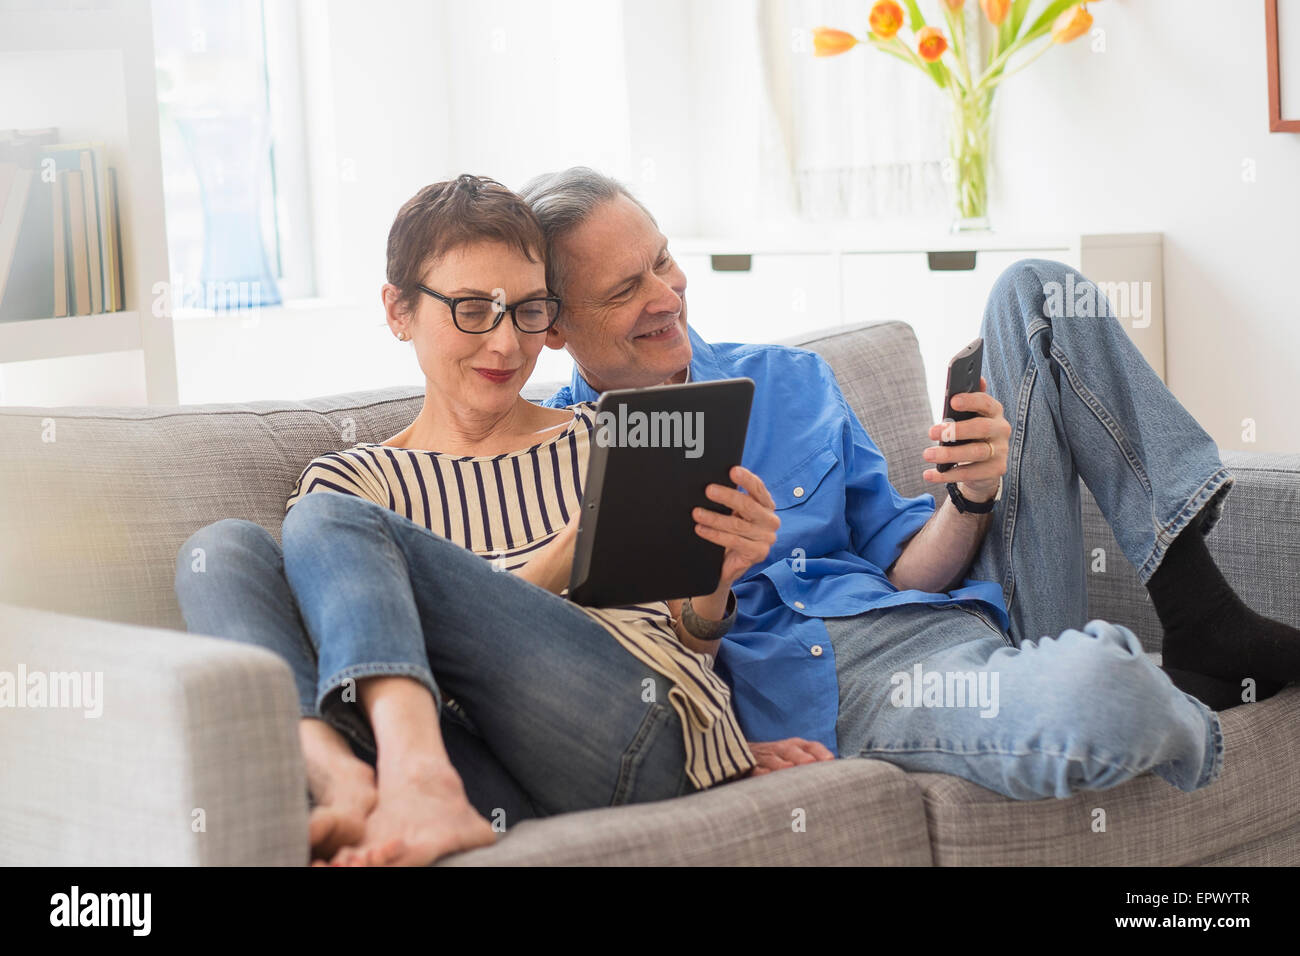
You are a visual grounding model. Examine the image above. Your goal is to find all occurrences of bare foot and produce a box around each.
[328,759,496,867]
[306,756,378,862]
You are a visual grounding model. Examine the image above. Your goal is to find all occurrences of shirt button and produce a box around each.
[793,486,805,498]
[794,601,805,609]
[811,645,823,657]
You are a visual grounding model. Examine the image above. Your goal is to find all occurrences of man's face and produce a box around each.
[544,194,691,391]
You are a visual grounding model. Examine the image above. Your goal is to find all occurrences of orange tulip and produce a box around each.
[943,0,966,10]
[812,26,859,57]
[1051,4,1094,44]
[917,25,948,62]
[979,0,1010,25]
[868,1,905,40]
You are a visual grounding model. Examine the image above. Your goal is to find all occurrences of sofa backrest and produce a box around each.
[0,320,933,629]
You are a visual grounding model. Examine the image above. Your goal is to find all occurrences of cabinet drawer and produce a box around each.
[674,253,841,344]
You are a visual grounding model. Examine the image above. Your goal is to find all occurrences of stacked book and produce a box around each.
[0,128,126,322]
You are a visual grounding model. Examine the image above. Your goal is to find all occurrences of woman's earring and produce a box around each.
[397,331,409,341]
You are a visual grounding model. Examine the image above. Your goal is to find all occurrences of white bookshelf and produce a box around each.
[1,310,143,361]
[0,0,177,405]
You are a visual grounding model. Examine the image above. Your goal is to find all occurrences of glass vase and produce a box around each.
[947,89,993,233]
[176,113,283,310]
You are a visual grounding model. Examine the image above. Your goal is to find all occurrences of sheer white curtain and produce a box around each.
[760,0,952,222]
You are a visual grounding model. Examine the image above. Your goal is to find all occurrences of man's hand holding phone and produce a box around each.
[923,374,1011,503]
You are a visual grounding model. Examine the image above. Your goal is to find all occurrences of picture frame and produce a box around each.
[1266,0,1300,131]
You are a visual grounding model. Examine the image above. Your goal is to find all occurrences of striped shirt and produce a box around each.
[285,401,756,789]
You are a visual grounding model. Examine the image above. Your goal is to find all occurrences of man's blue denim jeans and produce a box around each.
[174,492,692,824]
[827,259,1228,799]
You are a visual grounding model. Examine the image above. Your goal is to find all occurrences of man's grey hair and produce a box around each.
[517,167,657,300]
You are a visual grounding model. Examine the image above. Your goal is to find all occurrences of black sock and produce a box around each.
[1160,665,1278,711]
[1147,507,1298,688]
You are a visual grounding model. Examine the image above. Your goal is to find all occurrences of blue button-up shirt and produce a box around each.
[545,326,1009,754]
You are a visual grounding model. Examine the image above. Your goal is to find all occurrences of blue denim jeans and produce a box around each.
[174,492,692,823]
[827,258,1227,800]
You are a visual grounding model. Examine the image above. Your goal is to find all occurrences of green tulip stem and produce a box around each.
[946,86,993,223]
[980,36,1054,91]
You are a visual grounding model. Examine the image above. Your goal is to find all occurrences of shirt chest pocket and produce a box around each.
[768,443,840,511]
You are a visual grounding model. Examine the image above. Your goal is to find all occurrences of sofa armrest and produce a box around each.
[0,602,308,865]
[1084,450,1300,653]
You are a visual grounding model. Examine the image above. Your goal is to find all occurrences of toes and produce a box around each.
[310,807,369,860]
[331,846,360,866]
[375,839,407,866]
[329,839,407,867]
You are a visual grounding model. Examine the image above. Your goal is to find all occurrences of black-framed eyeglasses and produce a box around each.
[416,284,561,334]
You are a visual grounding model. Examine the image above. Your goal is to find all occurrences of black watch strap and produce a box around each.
[947,481,996,514]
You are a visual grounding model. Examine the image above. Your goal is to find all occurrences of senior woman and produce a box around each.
[174,174,778,867]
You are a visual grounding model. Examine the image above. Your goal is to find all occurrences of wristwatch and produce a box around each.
[946,476,1002,514]
[681,591,738,640]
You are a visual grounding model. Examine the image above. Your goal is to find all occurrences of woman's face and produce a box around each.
[388,240,550,418]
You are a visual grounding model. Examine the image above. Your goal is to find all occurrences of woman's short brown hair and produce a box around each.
[386,174,546,317]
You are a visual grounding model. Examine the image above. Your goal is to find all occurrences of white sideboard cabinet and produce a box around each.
[670,232,1165,422]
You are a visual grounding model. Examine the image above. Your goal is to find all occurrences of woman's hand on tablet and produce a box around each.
[690,465,780,618]
[513,512,581,595]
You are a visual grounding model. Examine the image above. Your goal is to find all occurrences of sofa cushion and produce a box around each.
[911,684,1300,865]
[439,756,933,866]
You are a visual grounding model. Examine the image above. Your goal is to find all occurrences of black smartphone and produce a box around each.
[937,337,984,473]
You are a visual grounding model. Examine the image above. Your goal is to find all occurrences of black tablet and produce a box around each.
[567,377,755,607]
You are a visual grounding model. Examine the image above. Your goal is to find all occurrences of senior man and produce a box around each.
[520,166,1300,799]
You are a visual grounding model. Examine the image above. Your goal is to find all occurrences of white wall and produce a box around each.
[994,0,1300,453]
[302,0,653,309]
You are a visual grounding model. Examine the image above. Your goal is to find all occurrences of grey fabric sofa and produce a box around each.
[2,319,1297,866]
